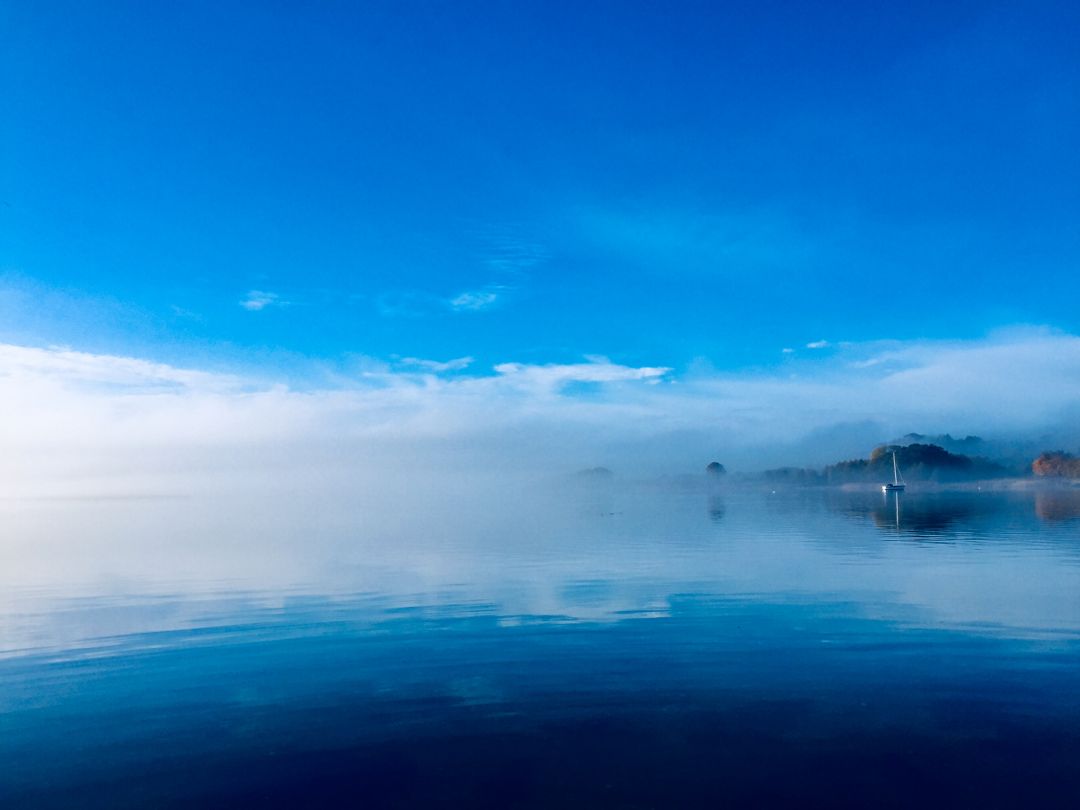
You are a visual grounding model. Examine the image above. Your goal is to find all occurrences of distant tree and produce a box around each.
[1032,452,1080,479]
[869,445,890,463]
[705,461,727,477]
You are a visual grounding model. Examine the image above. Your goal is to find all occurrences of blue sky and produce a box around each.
[4,0,1078,379]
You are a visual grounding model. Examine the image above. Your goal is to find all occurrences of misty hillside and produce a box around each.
[825,443,1010,483]
[893,434,987,455]
[762,443,1012,485]
[890,433,1049,473]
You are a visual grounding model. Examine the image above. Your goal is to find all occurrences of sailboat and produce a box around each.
[882,451,906,493]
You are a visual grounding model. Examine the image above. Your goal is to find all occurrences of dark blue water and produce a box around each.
[3,484,1080,807]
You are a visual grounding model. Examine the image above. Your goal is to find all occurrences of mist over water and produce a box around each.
[5,330,1080,500]
[5,480,1080,634]
[3,480,1080,806]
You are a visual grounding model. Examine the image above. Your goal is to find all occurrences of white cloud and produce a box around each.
[492,360,671,392]
[2,328,1080,496]
[0,343,243,393]
[449,289,501,312]
[806,339,830,349]
[239,290,284,311]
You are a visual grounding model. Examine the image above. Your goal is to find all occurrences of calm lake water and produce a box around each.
[2,481,1080,807]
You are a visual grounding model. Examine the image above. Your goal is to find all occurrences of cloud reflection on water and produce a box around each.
[2,482,1080,660]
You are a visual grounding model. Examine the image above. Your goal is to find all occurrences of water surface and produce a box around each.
[2,482,1079,806]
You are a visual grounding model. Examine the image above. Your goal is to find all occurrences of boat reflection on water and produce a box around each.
[884,489,901,532]
[827,489,1009,537]
[868,490,978,536]
[828,486,1080,537]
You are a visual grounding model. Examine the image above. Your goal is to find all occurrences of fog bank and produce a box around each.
[2,328,1079,496]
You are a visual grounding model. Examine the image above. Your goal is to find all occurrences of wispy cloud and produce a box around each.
[169,305,203,321]
[239,290,285,311]
[436,223,547,316]
[374,222,543,319]
[0,343,244,393]
[476,229,549,276]
[377,287,506,317]
[399,356,474,373]
[449,288,502,312]
[806,340,830,349]
[493,359,670,392]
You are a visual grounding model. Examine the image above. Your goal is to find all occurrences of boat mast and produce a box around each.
[892,451,899,486]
